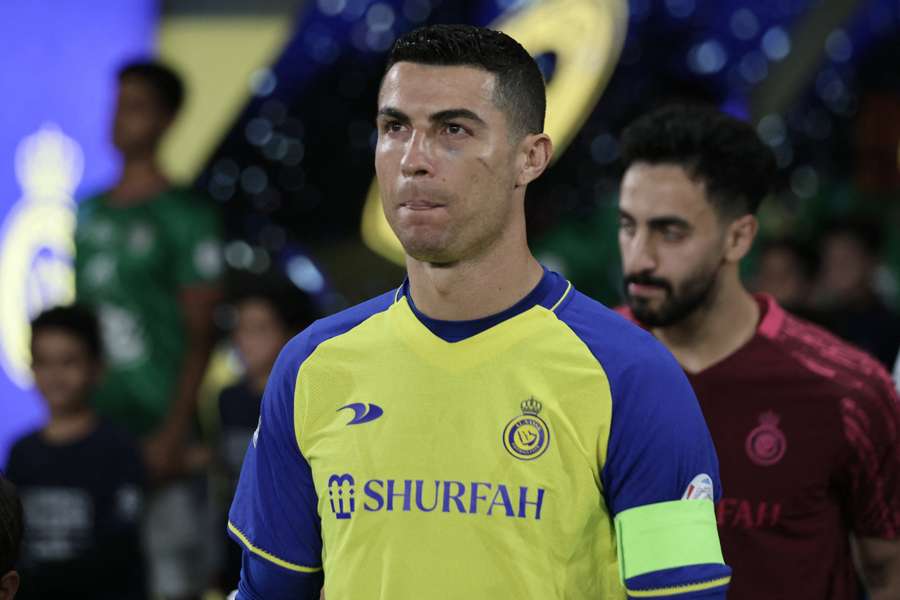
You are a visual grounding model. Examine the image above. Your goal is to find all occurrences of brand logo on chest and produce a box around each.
[745,411,787,466]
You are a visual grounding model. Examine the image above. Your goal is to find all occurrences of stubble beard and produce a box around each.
[626,261,722,328]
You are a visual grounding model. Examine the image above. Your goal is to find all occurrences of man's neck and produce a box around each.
[42,407,98,445]
[109,156,169,206]
[406,230,544,321]
[653,272,760,374]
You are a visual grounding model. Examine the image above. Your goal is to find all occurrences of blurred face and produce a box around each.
[818,233,872,303]
[112,76,172,157]
[755,247,809,308]
[618,163,728,327]
[234,299,291,380]
[31,329,99,416]
[375,63,522,264]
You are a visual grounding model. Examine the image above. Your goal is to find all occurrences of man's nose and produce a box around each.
[400,131,434,177]
[624,230,658,274]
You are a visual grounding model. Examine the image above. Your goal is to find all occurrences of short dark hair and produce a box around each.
[118,60,185,116]
[759,238,817,280]
[820,219,883,258]
[0,475,23,574]
[31,304,103,361]
[229,275,319,334]
[620,105,777,217]
[385,24,545,138]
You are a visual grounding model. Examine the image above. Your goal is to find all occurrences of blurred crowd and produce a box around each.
[0,44,898,600]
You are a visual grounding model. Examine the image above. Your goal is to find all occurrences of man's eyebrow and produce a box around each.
[648,216,691,229]
[618,210,692,230]
[377,107,410,122]
[430,108,486,126]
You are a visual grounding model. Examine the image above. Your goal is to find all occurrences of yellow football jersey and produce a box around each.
[229,270,730,598]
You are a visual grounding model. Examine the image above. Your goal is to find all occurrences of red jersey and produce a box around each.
[619,295,900,599]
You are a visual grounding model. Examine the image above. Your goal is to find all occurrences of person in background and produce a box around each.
[0,475,23,600]
[74,60,223,600]
[616,105,900,599]
[752,239,817,319]
[4,306,145,600]
[814,221,900,368]
[212,276,318,593]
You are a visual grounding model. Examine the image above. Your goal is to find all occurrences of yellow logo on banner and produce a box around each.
[0,124,80,387]
[361,0,629,264]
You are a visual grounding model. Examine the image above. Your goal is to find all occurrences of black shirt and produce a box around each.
[5,419,146,600]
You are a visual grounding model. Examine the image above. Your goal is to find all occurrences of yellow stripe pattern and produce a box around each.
[227,521,323,573]
[626,576,732,597]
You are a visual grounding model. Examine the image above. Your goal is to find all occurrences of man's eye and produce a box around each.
[445,124,466,136]
[383,121,404,133]
[618,219,635,234]
[662,227,686,241]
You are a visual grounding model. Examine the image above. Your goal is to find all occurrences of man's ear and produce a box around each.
[0,570,20,600]
[515,133,553,188]
[724,214,758,263]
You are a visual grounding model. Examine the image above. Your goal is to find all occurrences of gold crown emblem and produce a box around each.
[521,398,542,415]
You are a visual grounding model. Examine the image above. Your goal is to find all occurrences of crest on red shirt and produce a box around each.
[745,411,787,466]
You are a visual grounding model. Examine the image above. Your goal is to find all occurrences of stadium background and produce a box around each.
[2,0,899,468]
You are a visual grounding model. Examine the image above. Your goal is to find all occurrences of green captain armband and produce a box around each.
[614,499,725,582]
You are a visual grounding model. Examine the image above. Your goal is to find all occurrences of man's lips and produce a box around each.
[400,200,445,211]
[627,282,667,297]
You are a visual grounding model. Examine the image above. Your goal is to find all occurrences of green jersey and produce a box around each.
[74,188,223,435]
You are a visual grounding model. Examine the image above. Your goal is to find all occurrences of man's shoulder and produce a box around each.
[773,307,893,393]
[555,290,679,376]
[7,429,44,463]
[279,288,398,367]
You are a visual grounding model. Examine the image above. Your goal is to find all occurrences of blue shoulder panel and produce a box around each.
[228,290,396,576]
[555,290,722,512]
[556,291,729,598]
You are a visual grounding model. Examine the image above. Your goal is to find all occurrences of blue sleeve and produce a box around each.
[558,294,730,599]
[236,552,323,600]
[599,337,722,514]
[227,332,323,577]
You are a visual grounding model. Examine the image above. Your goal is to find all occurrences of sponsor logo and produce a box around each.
[503,398,550,461]
[745,411,787,467]
[717,498,783,529]
[682,473,714,501]
[328,473,356,519]
[325,473,545,521]
[338,402,384,425]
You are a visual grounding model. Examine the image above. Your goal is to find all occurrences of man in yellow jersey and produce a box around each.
[228,24,730,599]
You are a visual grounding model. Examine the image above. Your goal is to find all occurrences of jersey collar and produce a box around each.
[396,267,571,343]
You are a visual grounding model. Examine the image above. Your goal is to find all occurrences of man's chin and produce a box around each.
[627,299,670,328]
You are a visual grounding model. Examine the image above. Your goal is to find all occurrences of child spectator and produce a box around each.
[0,475,23,600]
[213,277,318,591]
[4,306,146,600]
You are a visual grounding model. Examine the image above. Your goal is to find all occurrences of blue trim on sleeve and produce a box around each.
[554,291,723,515]
[625,564,731,599]
[404,267,569,342]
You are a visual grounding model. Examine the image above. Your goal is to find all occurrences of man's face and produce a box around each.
[112,76,171,157]
[233,299,291,380]
[818,233,872,304]
[31,329,99,416]
[375,62,521,264]
[618,163,727,327]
